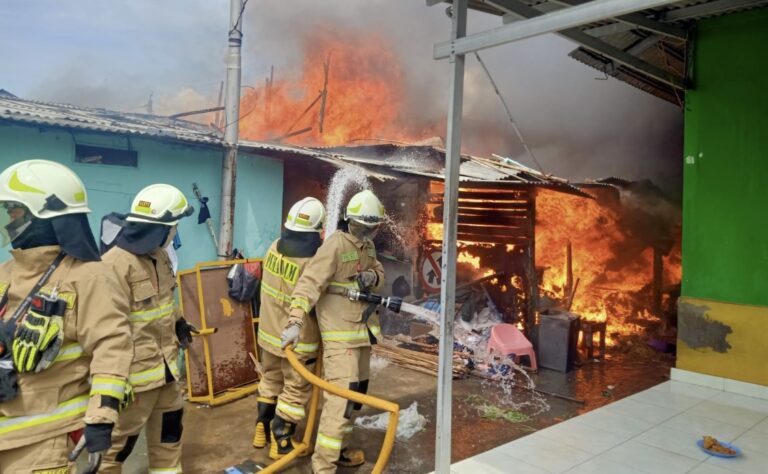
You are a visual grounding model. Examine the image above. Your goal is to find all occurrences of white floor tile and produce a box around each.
[536,418,631,455]
[688,463,740,474]
[732,430,768,453]
[751,417,768,434]
[723,378,768,401]
[453,448,550,474]
[634,425,710,461]
[687,400,768,429]
[570,408,655,437]
[710,392,768,415]
[566,457,645,473]
[493,434,593,473]
[706,451,768,474]
[631,386,708,411]
[661,413,748,442]
[671,368,725,391]
[604,397,682,424]
[602,441,702,474]
[651,380,724,400]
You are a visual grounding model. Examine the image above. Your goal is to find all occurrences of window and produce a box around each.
[75,144,138,167]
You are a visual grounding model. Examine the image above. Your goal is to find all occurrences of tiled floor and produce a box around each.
[450,381,768,473]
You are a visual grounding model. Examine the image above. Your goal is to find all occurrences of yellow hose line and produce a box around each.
[283,346,399,474]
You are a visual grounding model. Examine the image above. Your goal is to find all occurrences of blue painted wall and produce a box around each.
[0,122,283,269]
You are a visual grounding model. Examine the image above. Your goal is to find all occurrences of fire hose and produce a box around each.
[258,288,402,473]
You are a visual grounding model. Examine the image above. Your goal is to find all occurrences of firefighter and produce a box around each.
[0,159,133,473]
[99,184,196,473]
[253,197,324,460]
[281,189,385,473]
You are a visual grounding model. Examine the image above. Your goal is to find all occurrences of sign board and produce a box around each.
[419,250,442,293]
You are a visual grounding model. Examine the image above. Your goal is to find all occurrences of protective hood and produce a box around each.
[100,212,127,254]
[50,214,100,261]
[9,216,58,250]
[115,221,171,256]
[277,228,322,258]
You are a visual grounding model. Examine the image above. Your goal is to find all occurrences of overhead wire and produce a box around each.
[473,51,547,175]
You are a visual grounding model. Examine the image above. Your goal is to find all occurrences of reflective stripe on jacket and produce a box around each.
[0,245,133,451]
[257,240,320,358]
[290,231,384,349]
[103,246,180,393]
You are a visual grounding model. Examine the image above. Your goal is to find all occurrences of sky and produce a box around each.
[0,0,683,196]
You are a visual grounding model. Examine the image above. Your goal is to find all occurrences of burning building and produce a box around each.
[239,140,682,362]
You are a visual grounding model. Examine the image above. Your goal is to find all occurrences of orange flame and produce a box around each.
[239,27,436,145]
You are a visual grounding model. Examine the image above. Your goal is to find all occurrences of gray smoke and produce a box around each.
[3,0,682,196]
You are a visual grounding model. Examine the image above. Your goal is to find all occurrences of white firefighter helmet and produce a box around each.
[0,159,91,218]
[126,184,193,226]
[345,190,385,227]
[285,197,325,232]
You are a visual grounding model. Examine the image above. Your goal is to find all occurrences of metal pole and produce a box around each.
[435,1,467,472]
[218,0,244,259]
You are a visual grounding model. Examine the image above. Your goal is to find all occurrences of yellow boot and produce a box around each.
[269,416,299,460]
[252,398,276,449]
[336,447,366,467]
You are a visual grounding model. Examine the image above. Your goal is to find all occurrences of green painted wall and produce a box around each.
[682,7,768,307]
[0,122,283,269]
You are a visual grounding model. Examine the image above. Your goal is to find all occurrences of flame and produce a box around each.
[239,27,436,145]
[536,189,682,345]
[458,251,481,269]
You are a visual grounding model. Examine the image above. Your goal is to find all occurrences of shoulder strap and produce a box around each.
[8,252,67,324]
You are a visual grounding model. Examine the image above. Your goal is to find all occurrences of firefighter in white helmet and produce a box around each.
[281,189,385,473]
[99,184,196,473]
[253,197,324,460]
[0,160,133,473]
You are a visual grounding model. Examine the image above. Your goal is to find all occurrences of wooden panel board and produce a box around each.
[180,272,209,398]
[457,214,532,228]
[458,233,531,244]
[457,224,532,238]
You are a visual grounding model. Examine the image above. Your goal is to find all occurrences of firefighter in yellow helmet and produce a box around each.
[281,189,385,473]
[253,197,324,460]
[99,184,196,473]
[0,160,133,473]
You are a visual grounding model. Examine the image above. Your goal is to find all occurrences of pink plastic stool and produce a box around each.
[487,324,538,371]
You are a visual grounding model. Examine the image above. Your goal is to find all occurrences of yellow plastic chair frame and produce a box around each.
[178,259,261,406]
[258,346,400,474]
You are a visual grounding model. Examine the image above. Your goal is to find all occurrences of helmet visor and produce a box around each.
[1,202,32,246]
[348,220,380,241]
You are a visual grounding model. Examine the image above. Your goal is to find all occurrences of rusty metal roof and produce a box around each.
[0,95,223,146]
[439,0,768,106]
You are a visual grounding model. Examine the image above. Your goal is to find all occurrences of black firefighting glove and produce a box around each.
[175,318,198,349]
[84,423,113,453]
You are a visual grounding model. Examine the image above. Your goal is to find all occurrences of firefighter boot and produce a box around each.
[269,416,299,460]
[337,447,366,468]
[253,399,277,449]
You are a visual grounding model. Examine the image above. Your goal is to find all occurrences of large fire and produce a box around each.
[238,27,435,145]
[536,188,681,344]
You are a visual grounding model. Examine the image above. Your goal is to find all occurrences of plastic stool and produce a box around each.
[487,323,538,371]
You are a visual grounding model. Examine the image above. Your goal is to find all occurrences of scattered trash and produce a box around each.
[463,394,531,423]
[354,401,427,440]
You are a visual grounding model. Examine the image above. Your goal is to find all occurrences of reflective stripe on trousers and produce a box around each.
[320,324,381,343]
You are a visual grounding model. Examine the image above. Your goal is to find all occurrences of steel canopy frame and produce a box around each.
[429,0,680,472]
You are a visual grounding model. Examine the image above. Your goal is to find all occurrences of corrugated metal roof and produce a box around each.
[451,0,768,106]
[0,95,223,145]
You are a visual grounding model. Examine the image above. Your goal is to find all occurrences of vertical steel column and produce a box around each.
[435,1,467,472]
[218,0,244,259]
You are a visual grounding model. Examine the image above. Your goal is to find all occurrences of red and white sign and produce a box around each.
[419,250,442,293]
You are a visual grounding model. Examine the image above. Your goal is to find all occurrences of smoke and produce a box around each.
[4,0,683,195]
[242,0,682,196]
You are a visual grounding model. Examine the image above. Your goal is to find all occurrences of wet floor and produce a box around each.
[120,348,672,473]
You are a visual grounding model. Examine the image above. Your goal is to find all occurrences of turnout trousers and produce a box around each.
[0,434,72,473]
[100,382,183,473]
[258,350,316,424]
[312,346,371,474]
